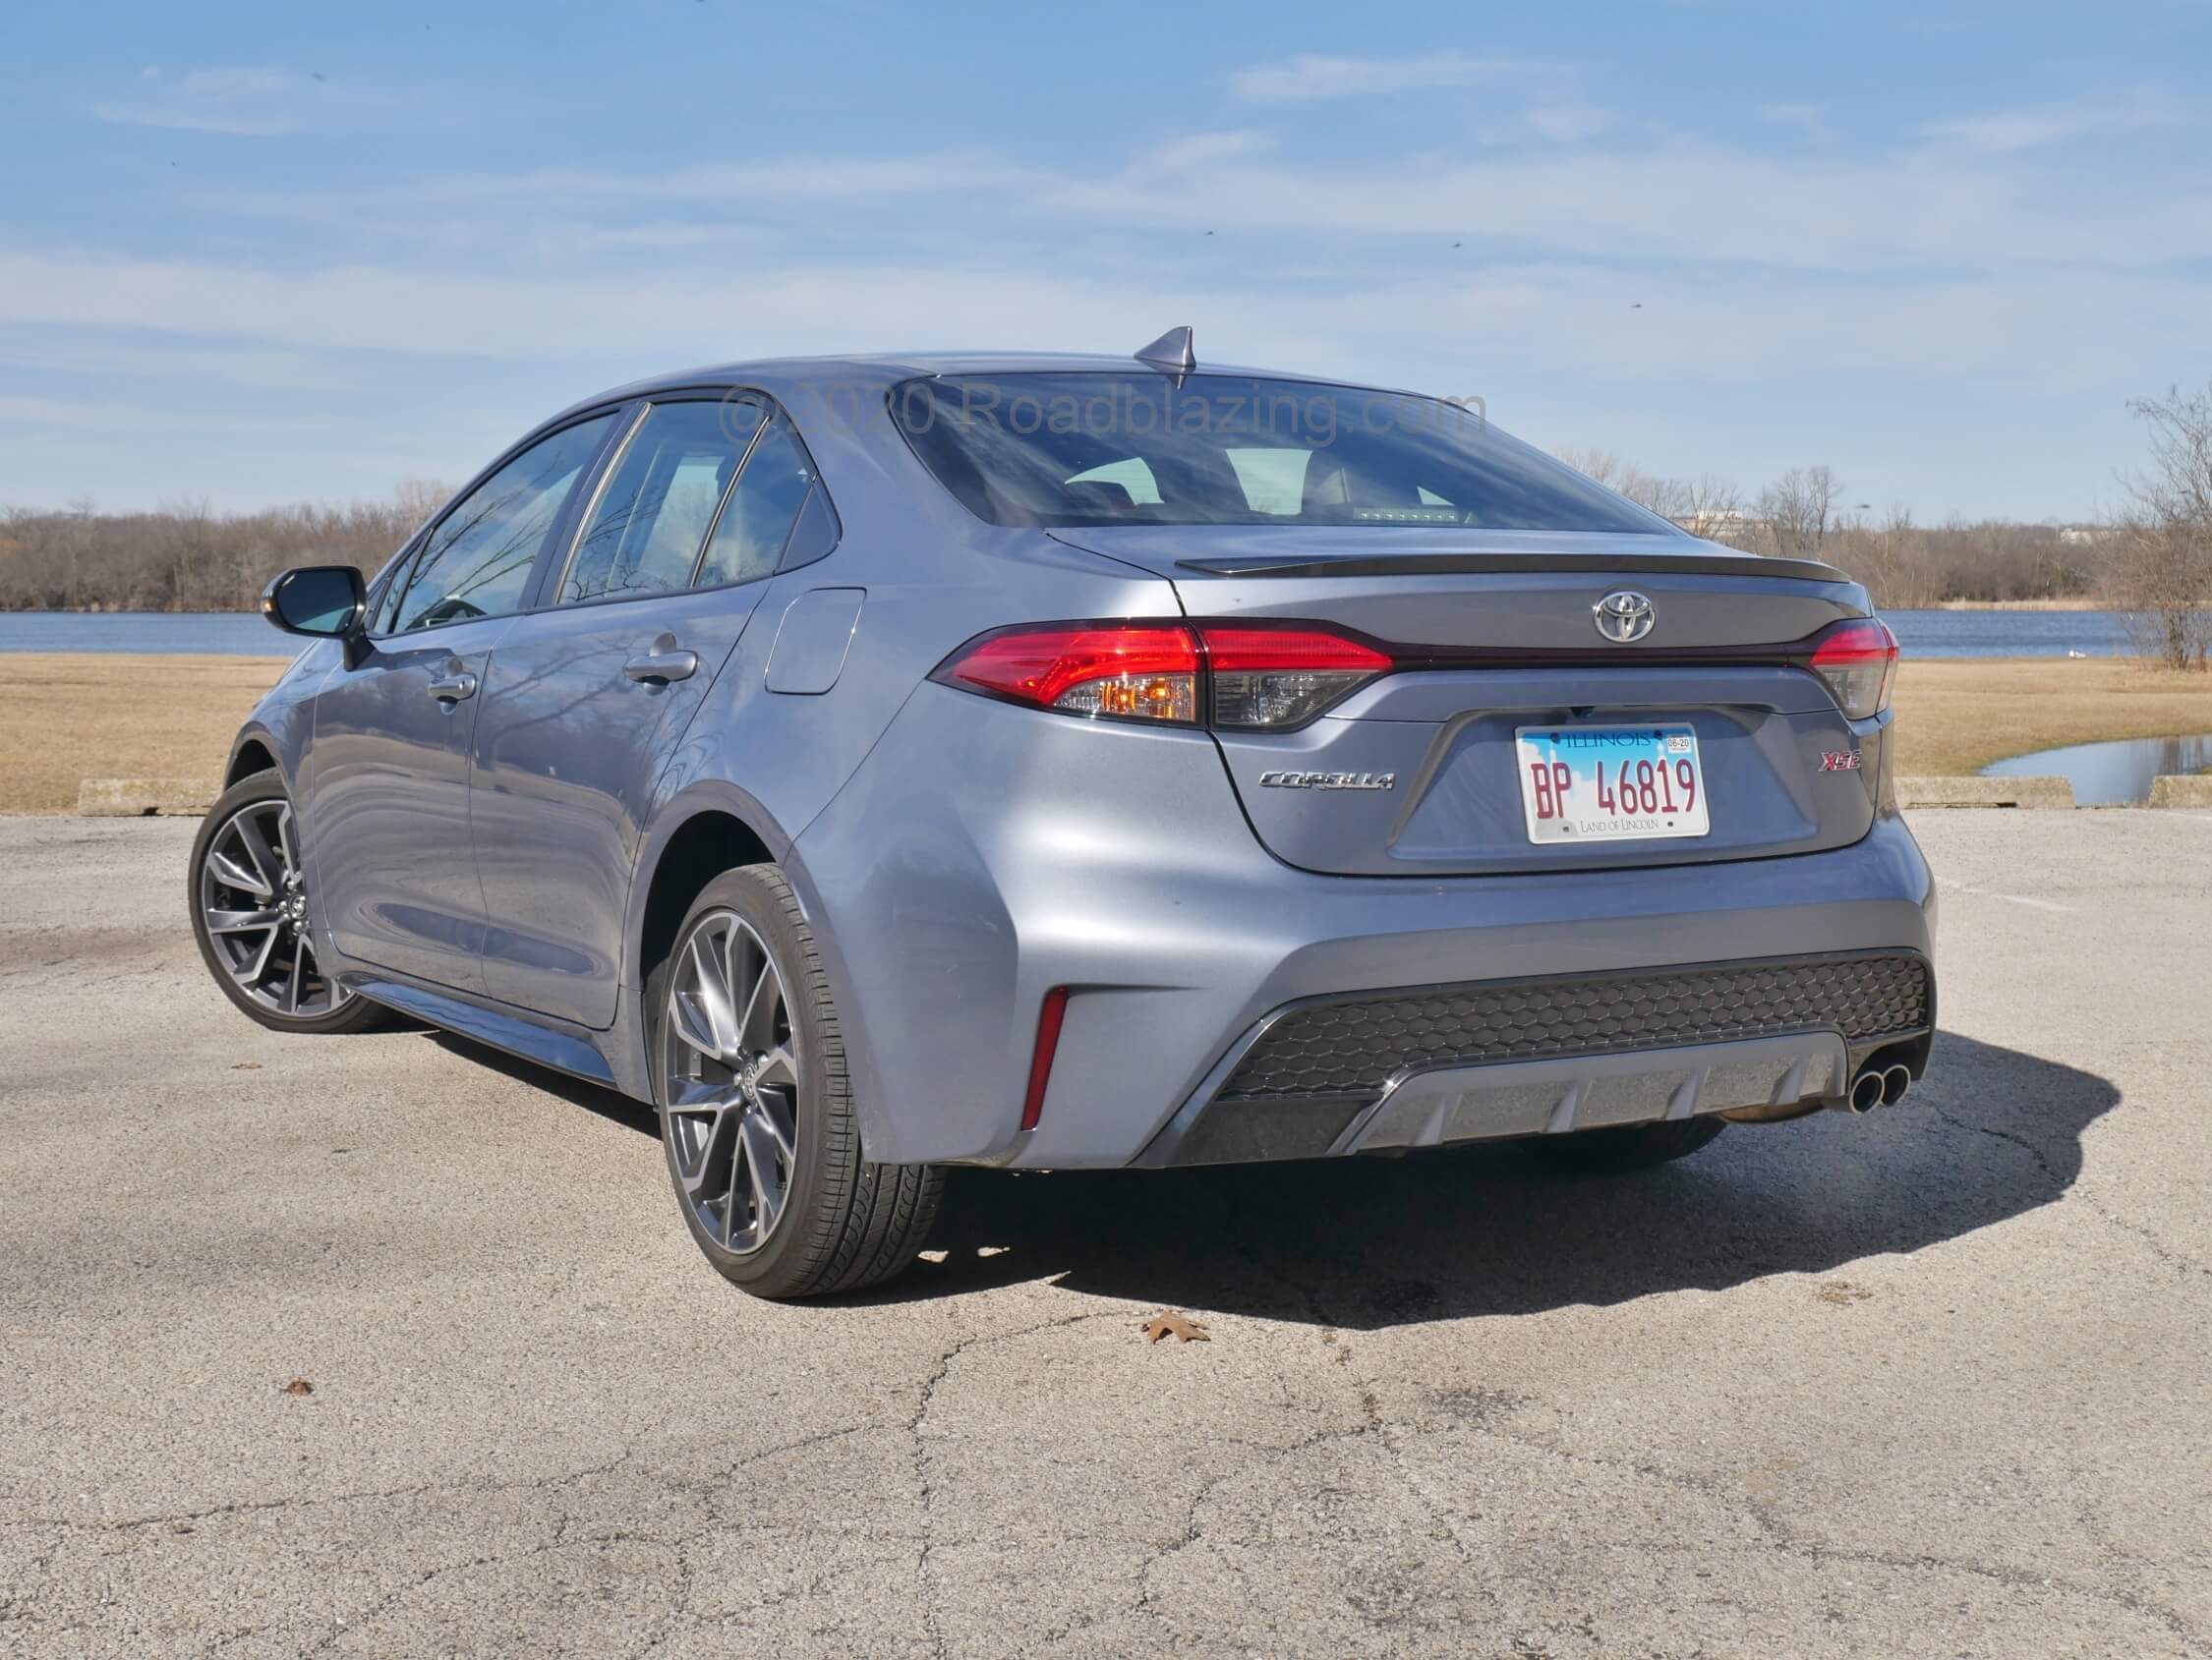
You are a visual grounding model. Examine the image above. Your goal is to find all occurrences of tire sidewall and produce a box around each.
[647,866,842,1293]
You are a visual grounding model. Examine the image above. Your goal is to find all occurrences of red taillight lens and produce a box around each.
[938,623,1200,722]
[934,619,1393,729]
[1200,625,1394,729]
[1809,618,1898,719]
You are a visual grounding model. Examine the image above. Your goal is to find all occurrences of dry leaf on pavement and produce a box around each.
[1141,1312,1211,1345]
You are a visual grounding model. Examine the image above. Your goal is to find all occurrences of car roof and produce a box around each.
[554,351,1415,420]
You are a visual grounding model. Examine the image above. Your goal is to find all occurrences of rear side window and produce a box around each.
[696,412,818,589]
[559,401,764,604]
[390,415,613,633]
[891,373,1662,534]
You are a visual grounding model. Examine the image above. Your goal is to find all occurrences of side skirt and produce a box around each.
[341,971,651,1100]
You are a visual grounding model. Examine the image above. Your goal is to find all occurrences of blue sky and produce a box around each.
[2,0,2207,518]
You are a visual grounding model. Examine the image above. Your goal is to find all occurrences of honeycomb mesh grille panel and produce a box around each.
[1219,953,1929,1103]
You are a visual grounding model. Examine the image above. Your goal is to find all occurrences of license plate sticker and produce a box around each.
[1514,724,1712,844]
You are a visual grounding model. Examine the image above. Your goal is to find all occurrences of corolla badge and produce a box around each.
[1593,591,1656,644]
[1257,771,1396,791]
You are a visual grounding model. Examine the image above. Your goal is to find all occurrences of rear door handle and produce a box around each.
[426,670,478,703]
[623,645,698,685]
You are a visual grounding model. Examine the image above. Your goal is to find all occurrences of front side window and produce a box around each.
[559,400,765,605]
[890,373,1665,534]
[391,415,614,633]
[696,411,818,589]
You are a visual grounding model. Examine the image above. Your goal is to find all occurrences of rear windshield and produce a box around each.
[890,372,1663,534]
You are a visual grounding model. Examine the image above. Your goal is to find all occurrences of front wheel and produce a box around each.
[649,864,942,1299]
[188,770,387,1034]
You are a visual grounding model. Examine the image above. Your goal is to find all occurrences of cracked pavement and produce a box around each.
[2,811,2209,1658]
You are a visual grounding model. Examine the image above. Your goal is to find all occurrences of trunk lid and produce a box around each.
[1051,527,1887,877]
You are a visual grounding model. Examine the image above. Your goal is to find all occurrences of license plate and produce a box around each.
[1514,724,1711,843]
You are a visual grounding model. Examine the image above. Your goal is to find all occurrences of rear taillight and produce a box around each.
[933,620,1393,729]
[938,623,1200,722]
[1809,618,1898,719]
[1203,626,1394,729]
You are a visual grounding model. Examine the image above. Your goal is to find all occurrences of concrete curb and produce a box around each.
[78,777,220,817]
[2147,774,2212,809]
[1897,775,2076,809]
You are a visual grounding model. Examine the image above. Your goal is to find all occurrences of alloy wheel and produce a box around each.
[662,910,800,1255]
[198,799,349,1018]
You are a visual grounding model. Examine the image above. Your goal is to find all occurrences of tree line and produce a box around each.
[0,484,446,614]
[1558,378,2212,667]
[4,381,2205,668]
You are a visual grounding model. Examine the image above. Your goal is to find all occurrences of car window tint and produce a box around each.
[892,373,1663,533]
[697,412,815,589]
[392,416,613,633]
[560,401,763,605]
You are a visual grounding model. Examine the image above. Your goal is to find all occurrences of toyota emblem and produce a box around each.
[1593,591,1656,644]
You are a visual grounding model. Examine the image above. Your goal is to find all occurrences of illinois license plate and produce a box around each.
[1514,724,1711,844]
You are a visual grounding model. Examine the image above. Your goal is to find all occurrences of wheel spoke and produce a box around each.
[740,1113,783,1230]
[206,907,282,936]
[282,945,305,1013]
[242,925,280,987]
[669,992,725,1064]
[275,804,301,880]
[208,848,272,900]
[686,929,739,1059]
[754,1044,799,1093]
[750,1088,796,1161]
[234,811,284,895]
[736,952,785,1056]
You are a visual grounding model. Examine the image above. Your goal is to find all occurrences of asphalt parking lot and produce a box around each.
[3,811,2209,1659]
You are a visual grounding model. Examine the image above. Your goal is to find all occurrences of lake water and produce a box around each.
[0,606,2143,658]
[1983,733,2212,806]
[0,611,285,655]
[1882,609,2134,658]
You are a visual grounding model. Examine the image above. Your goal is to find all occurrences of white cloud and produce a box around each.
[94,63,303,137]
[1231,52,1549,101]
[1919,94,2184,154]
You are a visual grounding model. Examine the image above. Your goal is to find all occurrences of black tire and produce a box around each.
[1528,1115,1727,1173]
[647,863,942,1299]
[188,769,388,1035]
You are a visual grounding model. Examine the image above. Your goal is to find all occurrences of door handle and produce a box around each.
[426,670,478,703]
[623,646,698,685]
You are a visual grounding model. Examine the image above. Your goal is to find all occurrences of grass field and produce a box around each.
[0,651,2208,813]
[0,653,290,814]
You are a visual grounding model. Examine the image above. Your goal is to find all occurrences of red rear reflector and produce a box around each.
[1019,986,1070,1132]
[1809,618,1898,719]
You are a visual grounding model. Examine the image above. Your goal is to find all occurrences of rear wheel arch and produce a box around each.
[632,806,777,991]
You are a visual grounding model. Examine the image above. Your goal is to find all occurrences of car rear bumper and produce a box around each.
[788,686,1937,1170]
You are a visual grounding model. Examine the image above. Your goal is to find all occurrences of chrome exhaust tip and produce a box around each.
[1881,1063,1913,1107]
[1847,1069,1886,1114]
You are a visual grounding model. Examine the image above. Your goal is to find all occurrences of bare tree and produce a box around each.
[1759,465,1843,556]
[2111,381,2212,669]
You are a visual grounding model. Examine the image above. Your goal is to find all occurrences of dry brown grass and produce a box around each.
[1892,657,2212,775]
[0,653,289,813]
[2,650,2207,814]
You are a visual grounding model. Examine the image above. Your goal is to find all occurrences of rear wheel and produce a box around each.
[649,864,941,1299]
[1529,1115,1726,1173]
[188,770,387,1034]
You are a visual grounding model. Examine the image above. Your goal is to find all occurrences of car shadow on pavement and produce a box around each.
[885,1032,2116,1327]
[429,1027,2114,1328]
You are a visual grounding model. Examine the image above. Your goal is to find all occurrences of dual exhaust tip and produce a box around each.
[1845,1063,1914,1115]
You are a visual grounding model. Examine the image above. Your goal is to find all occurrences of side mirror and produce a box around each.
[261,565,367,639]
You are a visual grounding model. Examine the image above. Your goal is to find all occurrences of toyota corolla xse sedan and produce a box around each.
[191,329,1936,1298]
